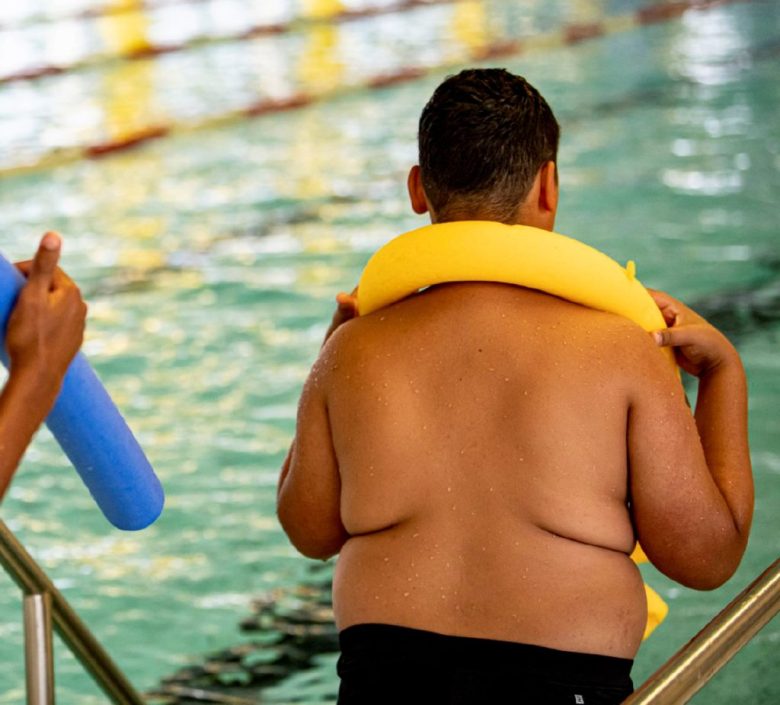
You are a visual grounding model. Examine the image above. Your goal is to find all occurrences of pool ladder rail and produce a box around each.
[624,557,780,703]
[0,518,777,705]
[0,518,144,705]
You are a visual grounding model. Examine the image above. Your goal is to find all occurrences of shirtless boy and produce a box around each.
[277,69,753,704]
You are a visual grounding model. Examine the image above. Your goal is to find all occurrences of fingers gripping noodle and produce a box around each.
[356,221,677,638]
[0,253,164,531]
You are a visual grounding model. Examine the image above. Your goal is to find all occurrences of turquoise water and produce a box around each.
[0,0,778,702]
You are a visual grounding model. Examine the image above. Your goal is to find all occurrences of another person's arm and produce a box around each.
[276,290,357,559]
[627,289,753,590]
[0,233,87,500]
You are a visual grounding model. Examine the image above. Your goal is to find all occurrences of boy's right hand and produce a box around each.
[649,289,740,377]
[7,233,87,394]
[322,287,359,346]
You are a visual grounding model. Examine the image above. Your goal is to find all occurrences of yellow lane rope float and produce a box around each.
[357,221,673,638]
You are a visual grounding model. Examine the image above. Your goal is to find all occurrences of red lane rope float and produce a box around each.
[0,0,751,177]
[83,124,170,157]
[0,0,460,85]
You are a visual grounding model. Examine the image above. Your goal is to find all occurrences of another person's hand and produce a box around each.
[322,287,358,346]
[648,289,739,377]
[8,233,87,393]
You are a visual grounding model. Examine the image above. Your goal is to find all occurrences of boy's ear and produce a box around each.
[539,161,559,215]
[407,165,429,215]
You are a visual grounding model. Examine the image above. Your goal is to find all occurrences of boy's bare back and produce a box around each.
[277,274,700,661]
[327,283,649,658]
[281,276,751,660]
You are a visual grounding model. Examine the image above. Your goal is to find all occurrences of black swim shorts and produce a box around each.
[337,623,634,705]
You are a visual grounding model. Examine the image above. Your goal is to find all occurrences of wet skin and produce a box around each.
[279,280,752,660]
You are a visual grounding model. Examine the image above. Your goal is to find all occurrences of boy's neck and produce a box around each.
[430,211,554,231]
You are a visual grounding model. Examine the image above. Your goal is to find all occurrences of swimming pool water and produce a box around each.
[0,1,778,702]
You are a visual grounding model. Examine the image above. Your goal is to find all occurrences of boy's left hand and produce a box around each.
[647,288,739,378]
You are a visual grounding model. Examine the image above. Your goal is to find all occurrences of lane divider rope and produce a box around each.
[0,0,460,84]
[1,0,457,31]
[0,0,750,178]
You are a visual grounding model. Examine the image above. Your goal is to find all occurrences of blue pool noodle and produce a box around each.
[0,253,164,530]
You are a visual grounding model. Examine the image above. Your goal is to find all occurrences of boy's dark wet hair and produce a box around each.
[418,68,560,224]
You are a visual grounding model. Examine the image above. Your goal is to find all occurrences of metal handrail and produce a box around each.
[625,558,780,704]
[0,518,146,705]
